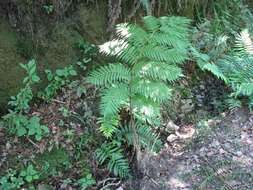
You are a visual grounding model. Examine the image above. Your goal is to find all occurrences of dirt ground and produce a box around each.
[126,108,253,190]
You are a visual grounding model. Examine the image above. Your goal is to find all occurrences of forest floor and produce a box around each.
[1,85,253,190]
[127,108,253,190]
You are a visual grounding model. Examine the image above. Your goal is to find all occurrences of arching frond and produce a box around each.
[143,16,160,31]
[132,78,172,103]
[234,83,253,96]
[89,15,191,178]
[87,64,130,86]
[142,46,188,64]
[152,33,190,49]
[98,115,119,138]
[96,142,130,178]
[159,16,191,32]
[235,29,253,56]
[133,61,183,82]
[100,84,129,116]
[132,95,161,125]
[117,122,162,153]
[202,63,227,83]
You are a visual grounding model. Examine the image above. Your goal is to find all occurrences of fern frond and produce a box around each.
[143,16,160,31]
[132,95,161,125]
[142,46,188,64]
[234,82,253,96]
[99,115,119,138]
[226,98,242,110]
[118,122,162,153]
[99,39,128,56]
[127,24,148,45]
[96,142,130,178]
[202,63,228,83]
[132,78,172,103]
[87,64,130,86]
[118,45,141,65]
[100,84,129,116]
[235,29,253,56]
[108,152,130,178]
[152,33,190,49]
[133,61,183,82]
[159,16,191,36]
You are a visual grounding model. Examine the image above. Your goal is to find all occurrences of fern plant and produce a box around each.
[96,141,131,178]
[193,29,253,110]
[88,16,191,177]
[88,15,190,138]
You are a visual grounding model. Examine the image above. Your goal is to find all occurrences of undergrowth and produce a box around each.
[1,1,253,189]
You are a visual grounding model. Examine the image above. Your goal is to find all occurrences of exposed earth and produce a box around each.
[125,108,253,190]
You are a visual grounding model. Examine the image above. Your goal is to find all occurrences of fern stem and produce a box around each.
[129,69,141,162]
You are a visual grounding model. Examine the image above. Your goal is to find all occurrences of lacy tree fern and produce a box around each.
[88,15,190,137]
[88,15,191,177]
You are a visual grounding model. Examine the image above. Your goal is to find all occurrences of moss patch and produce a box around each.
[34,147,70,178]
[0,19,25,113]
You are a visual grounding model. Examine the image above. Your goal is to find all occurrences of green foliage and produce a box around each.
[5,114,49,141]
[0,165,39,190]
[43,4,54,14]
[89,15,190,178]
[194,28,253,110]
[39,65,77,100]
[35,147,70,178]
[96,142,131,179]
[77,174,96,190]
[195,0,246,35]
[117,122,162,153]
[88,15,190,138]
[20,165,39,183]
[3,59,49,140]
[0,170,24,190]
[9,59,40,112]
[76,40,98,71]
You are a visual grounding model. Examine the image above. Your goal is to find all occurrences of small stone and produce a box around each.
[236,151,243,157]
[219,148,226,154]
[199,147,206,152]
[207,151,214,156]
[166,120,180,131]
[167,134,179,142]
[211,140,220,147]
[181,99,194,113]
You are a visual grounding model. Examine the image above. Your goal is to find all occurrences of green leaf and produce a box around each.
[17,127,27,136]
[87,64,131,87]
[56,69,65,76]
[32,75,40,82]
[69,69,77,76]
[25,176,33,183]
[100,84,129,117]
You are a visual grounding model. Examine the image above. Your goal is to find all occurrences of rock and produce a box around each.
[166,120,180,131]
[167,134,179,142]
[236,151,243,157]
[181,99,194,113]
[210,140,220,147]
[219,148,226,154]
[175,125,196,139]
